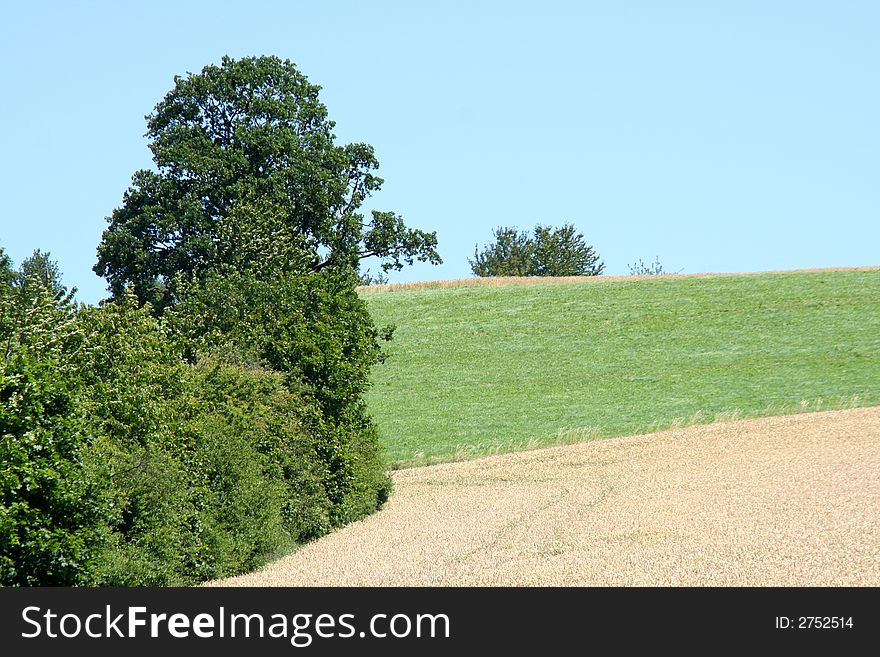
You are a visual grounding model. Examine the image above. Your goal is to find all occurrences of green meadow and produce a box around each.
[363,270,880,467]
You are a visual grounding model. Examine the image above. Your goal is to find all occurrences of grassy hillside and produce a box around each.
[362,269,880,467]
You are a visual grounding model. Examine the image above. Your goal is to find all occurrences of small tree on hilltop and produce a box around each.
[531,224,604,277]
[470,223,603,277]
[469,227,534,277]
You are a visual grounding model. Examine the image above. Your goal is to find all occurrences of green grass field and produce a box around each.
[362,269,880,467]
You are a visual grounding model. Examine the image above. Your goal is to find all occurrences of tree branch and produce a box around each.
[339,172,363,219]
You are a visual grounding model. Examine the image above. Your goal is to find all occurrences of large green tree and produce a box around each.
[470,223,604,277]
[95,55,440,310]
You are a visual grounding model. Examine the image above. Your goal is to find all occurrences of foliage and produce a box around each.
[94,55,440,311]
[0,248,16,338]
[167,260,393,527]
[469,227,534,277]
[1,248,18,290]
[16,250,71,300]
[0,267,388,585]
[79,333,336,585]
[0,282,104,585]
[0,278,366,585]
[162,198,393,526]
[531,224,604,277]
[470,224,604,277]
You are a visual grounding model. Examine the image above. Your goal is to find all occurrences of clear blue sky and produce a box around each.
[1,1,877,304]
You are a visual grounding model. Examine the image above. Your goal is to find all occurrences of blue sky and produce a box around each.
[1,1,877,304]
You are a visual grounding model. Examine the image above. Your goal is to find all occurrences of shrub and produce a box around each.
[167,265,393,528]
[1,276,387,585]
[0,281,105,585]
[75,295,352,585]
[470,223,604,277]
[469,227,534,277]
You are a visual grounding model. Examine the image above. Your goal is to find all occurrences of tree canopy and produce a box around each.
[95,55,440,310]
[15,249,71,300]
[470,223,604,277]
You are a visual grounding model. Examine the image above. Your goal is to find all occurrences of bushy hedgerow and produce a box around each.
[0,279,105,585]
[79,336,337,585]
[1,264,391,585]
[167,265,393,528]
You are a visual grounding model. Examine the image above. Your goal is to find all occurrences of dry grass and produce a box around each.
[208,406,880,587]
[356,265,880,294]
